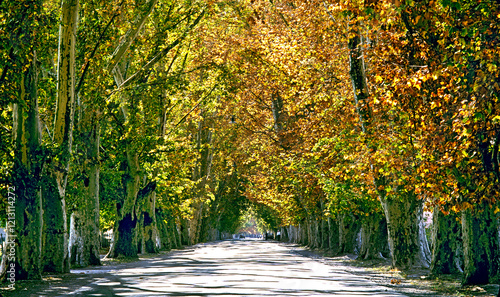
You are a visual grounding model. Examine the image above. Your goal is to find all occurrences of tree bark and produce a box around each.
[359,214,389,259]
[430,208,462,275]
[339,214,361,254]
[156,209,171,251]
[462,201,499,285]
[319,218,328,249]
[107,150,141,258]
[138,182,159,254]
[327,217,340,254]
[68,212,84,266]
[13,52,44,280]
[107,0,158,73]
[173,218,182,249]
[41,176,69,273]
[380,195,429,269]
[68,113,101,267]
[180,217,190,246]
[42,0,79,273]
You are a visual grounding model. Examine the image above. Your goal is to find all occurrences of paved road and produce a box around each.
[9,240,407,296]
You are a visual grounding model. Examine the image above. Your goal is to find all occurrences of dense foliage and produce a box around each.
[0,0,499,287]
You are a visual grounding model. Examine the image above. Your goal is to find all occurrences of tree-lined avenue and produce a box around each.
[5,240,408,297]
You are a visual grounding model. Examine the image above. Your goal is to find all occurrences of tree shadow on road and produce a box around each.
[1,240,426,296]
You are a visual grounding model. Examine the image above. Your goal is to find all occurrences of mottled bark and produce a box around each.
[281,227,289,242]
[41,176,69,273]
[306,219,319,248]
[186,116,214,245]
[359,214,389,260]
[173,219,182,249]
[68,175,100,267]
[13,53,44,280]
[287,225,297,243]
[156,209,171,251]
[180,217,190,246]
[42,0,79,273]
[381,196,429,269]
[68,108,101,267]
[462,202,499,285]
[138,182,159,254]
[300,222,309,245]
[318,218,328,249]
[339,214,361,254]
[107,0,158,72]
[430,208,462,275]
[83,119,102,263]
[327,217,340,254]
[107,151,141,258]
[68,212,84,266]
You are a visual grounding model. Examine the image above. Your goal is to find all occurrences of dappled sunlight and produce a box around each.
[9,240,407,296]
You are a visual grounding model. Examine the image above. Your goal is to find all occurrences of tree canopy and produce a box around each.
[1,0,499,287]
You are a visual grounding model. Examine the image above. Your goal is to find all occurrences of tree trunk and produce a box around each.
[173,218,182,248]
[319,219,328,249]
[307,219,317,248]
[107,0,158,72]
[79,116,101,265]
[180,217,190,246]
[327,217,340,254]
[287,225,296,243]
[41,176,69,273]
[68,129,101,267]
[462,201,499,285]
[282,227,289,242]
[189,202,205,244]
[12,52,44,280]
[381,195,430,269]
[430,208,462,275]
[42,0,79,273]
[139,183,159,253]
[359,214,389,260]
[339,214,361,254]
[68,212,84,266]
[348,27,429,268]
[107,151,141,258]
[155,209,171,251]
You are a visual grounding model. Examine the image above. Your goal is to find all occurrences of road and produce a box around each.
[8,239,408,296]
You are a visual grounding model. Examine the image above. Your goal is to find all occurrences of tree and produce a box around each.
[3,0,46,280]
[105,0,206,258]
[41,0,79,273]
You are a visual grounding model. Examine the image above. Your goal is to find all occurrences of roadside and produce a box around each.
[286,242,499,297]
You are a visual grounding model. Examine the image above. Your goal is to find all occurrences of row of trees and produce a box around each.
[0,0,251,281]
[0,0,499,289]
[202,0,500,286]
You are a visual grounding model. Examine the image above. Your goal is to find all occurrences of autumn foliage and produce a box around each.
[0,0,499,287]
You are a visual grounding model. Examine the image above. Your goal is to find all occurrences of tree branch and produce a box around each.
[165,83,216,137]
[107,0,158,72]
[76,1,125,94]
[115,9,205,92]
